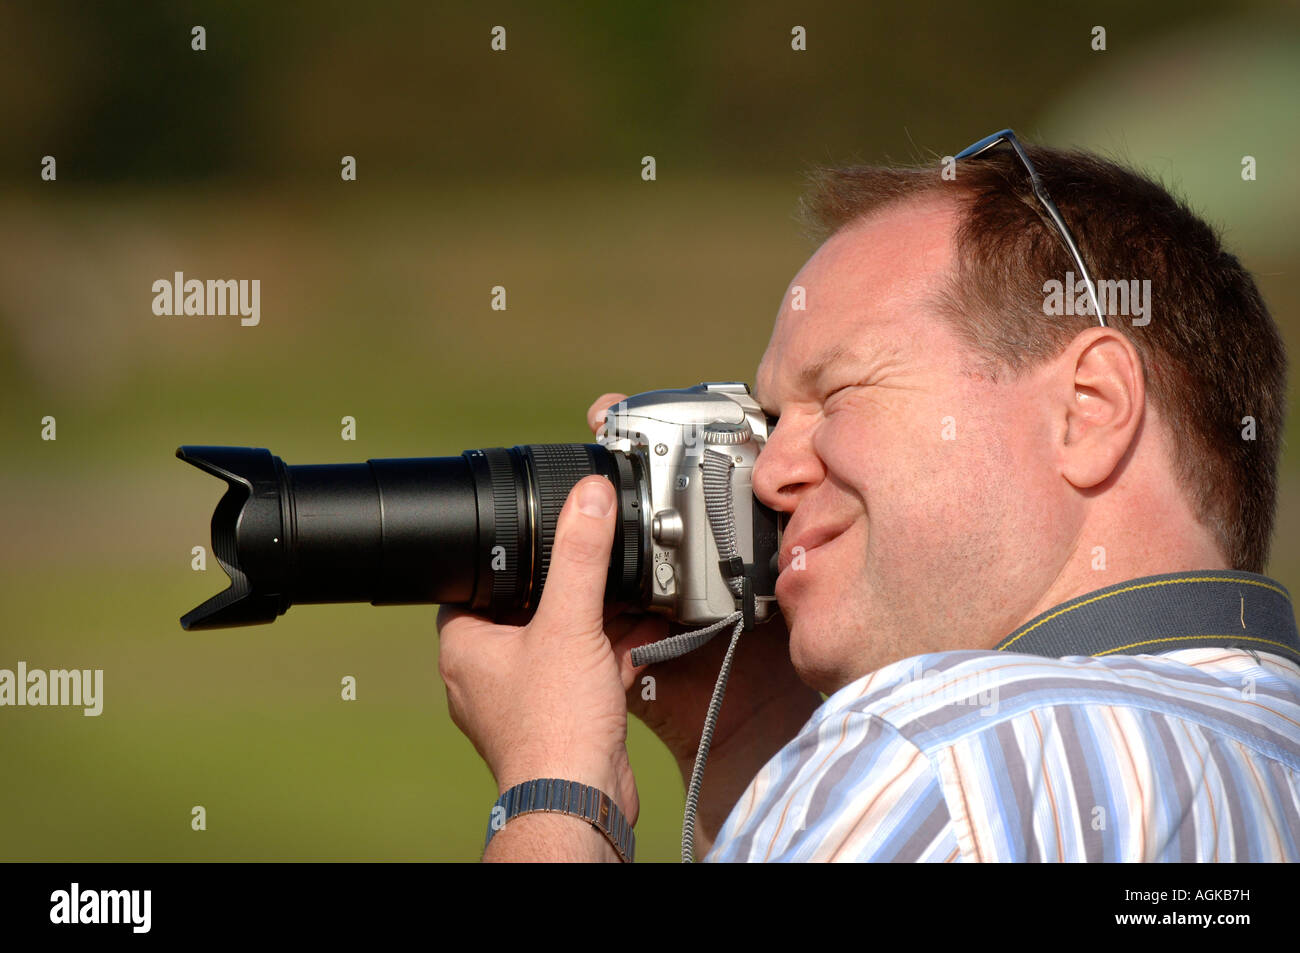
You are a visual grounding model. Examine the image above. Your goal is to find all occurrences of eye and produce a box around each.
[822,384,856,413]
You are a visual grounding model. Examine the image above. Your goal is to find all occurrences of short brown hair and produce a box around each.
[800,143,1286,573]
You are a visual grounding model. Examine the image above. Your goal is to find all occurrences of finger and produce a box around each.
[435,604,500,688]
[587,392,628,435]
[609,615,669,691]
[435,604,499,641]
[528,475,618,638]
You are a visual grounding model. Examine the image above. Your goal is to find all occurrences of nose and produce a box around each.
[753,413,824,512]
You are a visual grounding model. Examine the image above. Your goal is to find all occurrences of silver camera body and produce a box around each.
[598,382,782,628]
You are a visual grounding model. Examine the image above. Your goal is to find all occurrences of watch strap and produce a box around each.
[484,778,635,863]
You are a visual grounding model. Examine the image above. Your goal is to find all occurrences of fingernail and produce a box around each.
[577,478,615,518]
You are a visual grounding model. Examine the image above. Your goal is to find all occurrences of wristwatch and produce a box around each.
[484,778,635,863]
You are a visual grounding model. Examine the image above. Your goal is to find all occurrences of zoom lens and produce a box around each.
[177,444,646,630]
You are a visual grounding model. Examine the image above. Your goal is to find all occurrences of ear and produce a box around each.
[1055,327,1145,489]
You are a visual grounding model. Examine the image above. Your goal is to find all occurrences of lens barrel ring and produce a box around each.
[610,450,645,601]
[528,444,602,597]
[484,448,522,611]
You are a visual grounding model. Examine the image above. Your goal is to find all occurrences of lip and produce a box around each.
[777,523,851,576]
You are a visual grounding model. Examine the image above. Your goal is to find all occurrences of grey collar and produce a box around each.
[994,570,1300,666]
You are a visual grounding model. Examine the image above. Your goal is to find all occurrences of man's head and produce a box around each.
[752,142,1286,694]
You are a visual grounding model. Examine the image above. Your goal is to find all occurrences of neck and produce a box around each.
[1017,512,1231,639]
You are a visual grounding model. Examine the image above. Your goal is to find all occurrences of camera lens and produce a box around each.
[177,444,646,629]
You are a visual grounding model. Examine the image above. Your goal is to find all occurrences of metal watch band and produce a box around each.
[484,778,635,863]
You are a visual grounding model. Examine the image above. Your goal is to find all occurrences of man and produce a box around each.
[436,132,1300,861]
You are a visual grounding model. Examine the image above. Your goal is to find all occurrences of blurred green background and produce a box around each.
[2,1,1298,861]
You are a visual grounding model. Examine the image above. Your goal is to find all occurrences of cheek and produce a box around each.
[815,404,942,514]
[908,404,1050,550]
[813,412,880,491]
[816,396,1023,555]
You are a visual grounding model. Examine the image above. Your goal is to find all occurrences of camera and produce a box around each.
[177,382,783,631]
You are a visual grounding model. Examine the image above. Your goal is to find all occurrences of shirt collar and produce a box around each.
[993,570,1300,666]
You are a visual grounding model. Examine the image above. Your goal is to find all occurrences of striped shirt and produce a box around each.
[705,572,1300,862]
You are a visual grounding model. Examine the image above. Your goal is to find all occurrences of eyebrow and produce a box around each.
[755,344,851,415]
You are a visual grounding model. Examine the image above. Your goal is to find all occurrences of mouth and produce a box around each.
[777,523,852,577]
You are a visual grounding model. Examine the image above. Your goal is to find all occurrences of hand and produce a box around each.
[436,475,662,834]
[588,393,825,851]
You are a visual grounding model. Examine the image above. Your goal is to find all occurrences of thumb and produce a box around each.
[528,475,617,638]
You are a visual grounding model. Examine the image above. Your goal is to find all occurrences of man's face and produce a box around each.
[753,196,1077,693]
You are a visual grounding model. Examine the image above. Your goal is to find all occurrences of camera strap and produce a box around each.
[629,448,753,862]
[994,570,1300,665]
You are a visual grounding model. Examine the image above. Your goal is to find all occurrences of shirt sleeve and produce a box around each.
[705,710,961,862]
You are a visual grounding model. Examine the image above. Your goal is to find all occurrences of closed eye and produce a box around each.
[822,384,859,413]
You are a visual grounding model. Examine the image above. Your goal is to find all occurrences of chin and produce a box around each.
[785,607,852,696]
[778,543,877,693]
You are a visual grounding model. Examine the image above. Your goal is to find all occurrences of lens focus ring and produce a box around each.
[528,444,599,595]
[484,448,522,610]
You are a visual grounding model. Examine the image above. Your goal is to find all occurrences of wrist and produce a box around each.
[483,811,620,862]
[496,756,622,810]
[486,777,635,862]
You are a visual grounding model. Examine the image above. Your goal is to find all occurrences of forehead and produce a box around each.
[755,195,960,409]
